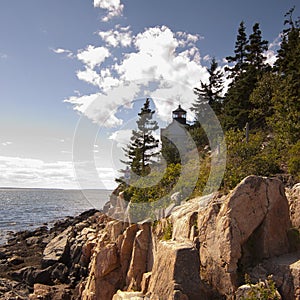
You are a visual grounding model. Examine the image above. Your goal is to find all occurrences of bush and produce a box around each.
[223,129,280,190]
[242,274,280,300]
[162,220,173,241]
[288,141,300,180]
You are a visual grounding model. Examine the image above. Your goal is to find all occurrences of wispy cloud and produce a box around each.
[0,156,115,189]
[1,141,12,146]
[52,48,74,58]
[203,54,211,62]
[93,0,124,22]
[0,156,76,188]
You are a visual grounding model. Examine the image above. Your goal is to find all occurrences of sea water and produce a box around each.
[0,188,112,245]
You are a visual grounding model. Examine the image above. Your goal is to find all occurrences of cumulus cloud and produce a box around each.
[99,26,132,47]
[77,45,110,69]
[94,0,124,21]
[76,68,101,86]
[66,25,210,126]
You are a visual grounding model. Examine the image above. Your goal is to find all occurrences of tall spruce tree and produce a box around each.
[223,22,269,130]
[121,98,159,177]
[246,23,268,70]
[275,7,300,77]
[270,7,300,147]
[225,21,248,80]
[192,57,224,117]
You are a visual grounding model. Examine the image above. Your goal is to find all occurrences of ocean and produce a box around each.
[0,188,112,245]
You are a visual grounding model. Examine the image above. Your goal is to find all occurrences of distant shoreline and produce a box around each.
[0,187,113,191]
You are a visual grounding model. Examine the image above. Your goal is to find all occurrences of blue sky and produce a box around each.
[0,0,298,189]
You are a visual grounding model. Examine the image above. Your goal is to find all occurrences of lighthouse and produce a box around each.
[161,105,189,164]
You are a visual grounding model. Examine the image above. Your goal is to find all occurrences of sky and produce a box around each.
[0,0,299,189]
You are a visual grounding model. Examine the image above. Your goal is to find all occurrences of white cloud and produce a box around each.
[53,48,67,54]
[67,25,211,127]
[109,129,132,148]
[264,35,281,67]
[1,141,12,146]
[77,67,101,86]
[264,50,277,67]
[203,54,211,62]
[65,82,139,127]
[94,0,124,21]
[77,45,110,69]
[52,48,74,58]
[99,27,132,47]
[0,156,116,189]
[0,156,76,188]
[176,31,203,45]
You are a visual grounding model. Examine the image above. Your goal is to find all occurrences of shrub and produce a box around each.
[162,220,173,241]
[242,274,280,300]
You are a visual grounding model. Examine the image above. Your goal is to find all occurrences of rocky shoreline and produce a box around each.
[0,176,300,299]
[0,209,104,299]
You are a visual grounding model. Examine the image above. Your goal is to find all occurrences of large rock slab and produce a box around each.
[198,176,291,297]
[170,194,212,241]
[147,240,208,300]
[42,228,71,268]
[287,183,300,229]
[120,224,138,280]
[95,243,120,278]
[126,222,151,291]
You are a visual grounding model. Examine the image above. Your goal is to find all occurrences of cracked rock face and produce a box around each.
[198,176,291,296]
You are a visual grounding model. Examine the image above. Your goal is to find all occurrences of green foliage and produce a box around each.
[120,98,159,178]
[117,9,300,208]
[242,274,280,300]
[288,141,300,180]
[223,129,280,190]
[268,76,300,149]
[161,136,181,165]
[192,57,224,117]
[162,220,173,241]
[226,21,248,79]
[245,23,268,70]
[275,7,300,77]
[249,73,280,129]
[223,21,269,130]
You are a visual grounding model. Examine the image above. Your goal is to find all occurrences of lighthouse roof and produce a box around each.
[172,105,186,114]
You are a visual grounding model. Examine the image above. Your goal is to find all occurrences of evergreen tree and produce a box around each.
[225,21,248,79]
[275,7,300,77]
[223,22,269,130]
[246,23,268,70]
[121,98,159,177]
[270,8,300,147]
[192,57,224,117]
[249,72,280,129]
